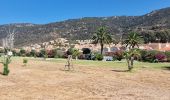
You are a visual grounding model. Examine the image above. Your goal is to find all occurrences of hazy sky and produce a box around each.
[0,0,170,24]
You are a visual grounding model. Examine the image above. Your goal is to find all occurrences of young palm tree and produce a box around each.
[124,49,141,71]
[123,32,143,71]
[92,27,112,55]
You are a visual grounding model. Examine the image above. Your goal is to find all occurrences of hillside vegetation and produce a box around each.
[0,7,170,47]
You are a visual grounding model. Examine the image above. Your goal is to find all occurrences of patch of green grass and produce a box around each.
[4,57,170,70]
[47,58,170,70]
[74,60,170,70]
[136,61,170,69]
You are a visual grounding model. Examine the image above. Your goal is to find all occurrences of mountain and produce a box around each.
[0,7,170,47]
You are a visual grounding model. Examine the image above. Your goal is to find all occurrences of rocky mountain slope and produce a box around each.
[0,7,170,47]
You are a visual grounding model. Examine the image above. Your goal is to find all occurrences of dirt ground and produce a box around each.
[0,59,170,100]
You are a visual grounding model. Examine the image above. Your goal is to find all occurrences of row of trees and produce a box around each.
[141,30,170,43]
[92,27,143,71]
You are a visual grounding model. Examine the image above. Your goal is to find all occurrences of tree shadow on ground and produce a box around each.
[115,61,125,63]
[111,69,129,72]
[162,66,170,70]
[59,68,75,72]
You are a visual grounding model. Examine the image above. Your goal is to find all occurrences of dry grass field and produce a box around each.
[0,57,170,100]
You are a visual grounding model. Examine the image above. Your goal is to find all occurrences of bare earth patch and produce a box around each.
[0,59,170,100]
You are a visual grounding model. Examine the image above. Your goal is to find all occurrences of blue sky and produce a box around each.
[0,0,170,24]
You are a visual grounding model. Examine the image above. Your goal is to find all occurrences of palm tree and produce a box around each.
[123,32,143,49]
[124,49,141,71]
[123,32,143,71]
[92,27,112,55]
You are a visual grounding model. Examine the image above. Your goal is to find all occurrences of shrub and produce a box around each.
[19,49,26,57]
[47,50,56,58]
[35,52,41,57]
[26,52,31,57]
[95,53,103,61]
[63,52,69,58]
[55,50,65,58]
[12,50,17,56]
[14,51,20,56]
[155,53,167,62]
[153,59,159,63]
[78,54,86,60]
[66,48,81,59]
[67,48,74,55]
[0,49,5,57]
[0,49,4,53]
[142,50,158,63]
[139,50,168,63]
[23,58,28,66]
[40,49,48,59]
[72,49,80,59]
[105,52,115,56]
[113,51,124,61]
[140,49,147,61]
[165,51,170,62]
[30,50,36,57]
[85,54,92,60]
[112,56,117,61]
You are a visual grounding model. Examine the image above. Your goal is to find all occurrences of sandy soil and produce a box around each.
[0,59,170,100]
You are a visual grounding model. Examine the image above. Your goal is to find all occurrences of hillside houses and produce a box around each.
[139,43,170,51]
[19,37,170,54]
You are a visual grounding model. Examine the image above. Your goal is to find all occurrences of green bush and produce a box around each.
[12,50,18,56]
[23,58,28,66]
[19,49,26,57]
[67,48,74,55]
[141,50,158,62]
[0,49,4,53]
[40,49,48,59]
[140,49,147,59]
[165,51,170,62]
[66,48,80,59]
[139,50,168,63]
[112,56,117,61]
[30,50,36,57]
[26,52,31,57]
[95,53,103,61]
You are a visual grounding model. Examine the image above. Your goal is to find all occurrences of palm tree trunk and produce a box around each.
[130,56,134,69]
[101,44,104,55]
[126,58,131,71]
